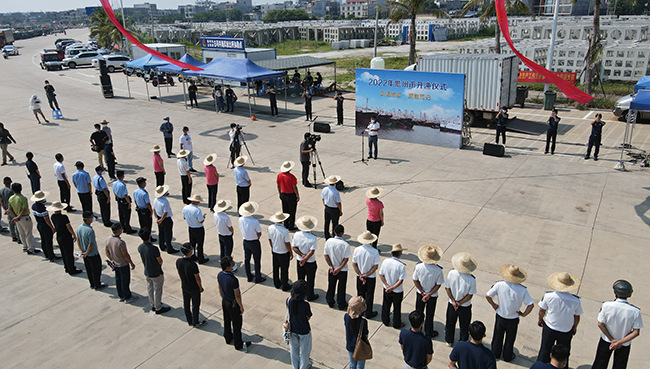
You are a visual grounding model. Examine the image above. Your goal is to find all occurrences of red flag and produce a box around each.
[495,0,593,104]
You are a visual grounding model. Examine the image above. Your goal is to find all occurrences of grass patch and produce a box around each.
[449,25,496,41]
[270,40,332,55]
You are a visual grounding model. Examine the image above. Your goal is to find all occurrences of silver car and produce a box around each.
[613,93,650,121]
[62,51,100,69]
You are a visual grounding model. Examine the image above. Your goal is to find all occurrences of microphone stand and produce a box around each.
[353,129,368,165]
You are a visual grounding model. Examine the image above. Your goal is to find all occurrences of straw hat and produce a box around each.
[499,264,528,284]
[47,201,67,212]
[30,190,49,202]
[451,252,478,274]
[188,194,203,203]
[547,272,581,292]
[154,185,169,198]
[296,215,317,231]
[347,296,367,319]
[280,161,295,173]
[203,153,217,166]
[238,201,259,217]
[357,230,378,245]
[177,150,190,158]
[213,199,231,213]
[324,175,341,185]
[269,211,289,223]
[418,244,443,264]
[100,119,109,124]
[390,243,407,253]
[234,156,248,167]
[150,145,162,153]
[365,186,384,199]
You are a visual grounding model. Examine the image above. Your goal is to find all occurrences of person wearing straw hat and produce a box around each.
[233,156,251,211]
[101,119,113,146]
[179,126,196,172]
[292,215,319,301]
[183,194,209,264]
[444,252,478,346]
[413,244,445,338]
[485,264,535,362]
[112,171,136,234]
[153,185,179,254]
[49,201,83,275]
[77,211,107,290]
[324,224,351,310]
[213,199,237,270]
[591,280,643,369]
[133,177,156,241]
[53,153,75,212]
[177,150,192,205]
[71,161,93,214]
[352,230,381,319]
[277,161,300,231]
[344,296,369,369]
[268,211,293,291]
[31,190,58,261]
[536,272,583,367]
[379,243,407,329]
[151,145,166,187]
[92,166,112,228]
[204,153,219,211]
[89,123,108,167]
[8,182,38,254]
[238,201,265,283]
[321,175,342,240]
[365,187,384,250]
[159,117,175,158]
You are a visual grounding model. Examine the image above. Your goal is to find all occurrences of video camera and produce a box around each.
[305,132,321,146]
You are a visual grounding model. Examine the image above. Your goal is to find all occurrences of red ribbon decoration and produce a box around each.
[495,0,593,104]
[99,0,202,71]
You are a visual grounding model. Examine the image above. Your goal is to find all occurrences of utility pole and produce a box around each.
[373,5,379,57]
[119,0,129,55]
[544,0,560,92]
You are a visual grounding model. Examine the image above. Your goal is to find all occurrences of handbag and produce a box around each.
[352,318,372,361]
[282,300,291,344]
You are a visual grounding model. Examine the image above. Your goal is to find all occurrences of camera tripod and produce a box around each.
[226,128,255,168]
[310,146,326,189]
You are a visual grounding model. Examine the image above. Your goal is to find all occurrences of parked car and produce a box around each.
[64,44,90,57]
[40,50,63,71]
[613,93,650,122]
[91,54,132,72]
[62,51,100,68]
[2,45,18,56]
[55,39,77,51]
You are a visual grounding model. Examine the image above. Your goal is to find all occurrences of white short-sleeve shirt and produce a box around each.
[323,236,351,271]
[486,281,535,319]
[352,244,381,278]
[413,263,445,296]
[233,167,250,187]
[379,257,407,293]
[292,231,317,263]
[182,204,204,228]
[238,216,261,241]
[179,133,192,152]
[53,161,66,181]
[321,186,341,208]
[268,223,291,254]
[177,158,189,176]
[539,291,583,333]
[446,269,477,307]
[598,299,643,346]
[213,211,233,236]
[153,197,173,218]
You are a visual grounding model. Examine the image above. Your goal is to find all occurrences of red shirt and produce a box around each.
[204,165,218,185]
[153,153,164,173]
[277,172,297,194]
[366,198,384,222]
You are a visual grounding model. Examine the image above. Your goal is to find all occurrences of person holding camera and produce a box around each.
[89,123,108,167]
[300,133,314,187]
[545,109,561,155]
[229,124,241,169]
[496,107,508,145]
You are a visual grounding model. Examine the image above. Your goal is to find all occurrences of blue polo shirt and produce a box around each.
[133,188,150,209]
[92,174,107,192]
[72,170,91,194]
[449,340,497,369]
[217,270,239,301]
[112,180,128,199]
[76,223,98,256]
[399,329,433,368]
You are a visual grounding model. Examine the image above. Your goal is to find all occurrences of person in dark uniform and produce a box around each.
[545,109,561,155]
[0,122,16,166]
[159,117,175,158]
[92,166,112,227]
[133,177,155,241]
[531,344,569,369]
[176,243,207,327]
[112,170,136,234]
[44,80,60,111]
[25,152,41,194]
[335,92,344,125]
[268,85,278,116]
[302,90,312,121]
[104,140,117,180]
[71,161,93,214]
[585,113,605,161]
[31,190,59,261]
[299,133,313,187]
[188,81,198,108]
[225,85,236,112]
[49,201,82,275]
[495,107,508,145]
[218,255,250,351]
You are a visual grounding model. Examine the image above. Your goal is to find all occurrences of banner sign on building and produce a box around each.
[518,70,577,85]
[200,36,245,51]
[355,68,465,149]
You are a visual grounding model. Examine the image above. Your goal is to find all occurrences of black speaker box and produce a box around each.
[100,74,112,86]
[98,58,109,76]
[483,142,505,157]
[102,85,114,98]
[313,122,330,133]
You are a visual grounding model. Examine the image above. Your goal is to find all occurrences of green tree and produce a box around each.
[159,13,186,24]
[584,0,604,95]
[90,8,131,50]
[388,0,450,65]
[461,0,531,54]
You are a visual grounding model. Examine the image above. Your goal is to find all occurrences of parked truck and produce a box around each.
[0,29,14,48]
[416,53,520,125]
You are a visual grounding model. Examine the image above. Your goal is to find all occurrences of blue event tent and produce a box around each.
[182,57,284,82]
[631,89,650,111]
[634,76,650,93]
[618,90,650,168]
[125,54,170,70]
[156,53,207,74]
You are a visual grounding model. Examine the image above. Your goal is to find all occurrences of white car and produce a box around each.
[62,51,100,68]
[2,45,18,56]
[613,93,650,122]
[91,55,132,72]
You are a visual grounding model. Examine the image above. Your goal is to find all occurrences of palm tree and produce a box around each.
[584,0,603,95]
[388,0,450,65]
[90,8,131,51]
[461,0,532,54]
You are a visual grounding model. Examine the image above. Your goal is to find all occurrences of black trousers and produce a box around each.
[366,220,381,248]
[219,234,233,260]
[226,97,234,112]
[301,160,310,185]
[37,223,54,259]
[83,254,102,288]
[326,270,348,308]
[58,180,71,207]
[592,337,631,369]
[116,198,133,232]
[297,260,317,300]
[280,193,297,229]
[537,323,573,368]
[137,207,152,232]
[243,239,262,282]
[546,129,557,154]
[229,144,241,167]
[96,191,111,226]
[223,299,243,350]
[270,98,278,116]
[415,293,438,337]
[445,303,472,344]
[158,217,173,252]
[323,206,340,239]
[164,137,173,156]
[188,227,206,261]
[182,289,201,325]
[236,185,250,211]
[207,184,218,211]
[47,96,60,110]
[57,235,75,273]
[155,171,165,187]
[272,252,291,289]
[78,192,93,214]
[29,174,41,194]
[105,154,116,179]
[496,126,506,145]
[180,175,191,205]
[356,276,377,318]
[337,107,343,125]
[114,265,132,300]
[382,290,404,327]
[491,314,519,362]
[305,104,312,120]
[189,93,198,107]
[587,134,602,158]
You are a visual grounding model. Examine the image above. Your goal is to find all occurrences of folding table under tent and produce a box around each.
[124,55,171,101]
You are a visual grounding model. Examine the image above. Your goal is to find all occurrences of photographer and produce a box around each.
[300,133,315,187]
[495,107,508,145]
[229,124,242,169]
